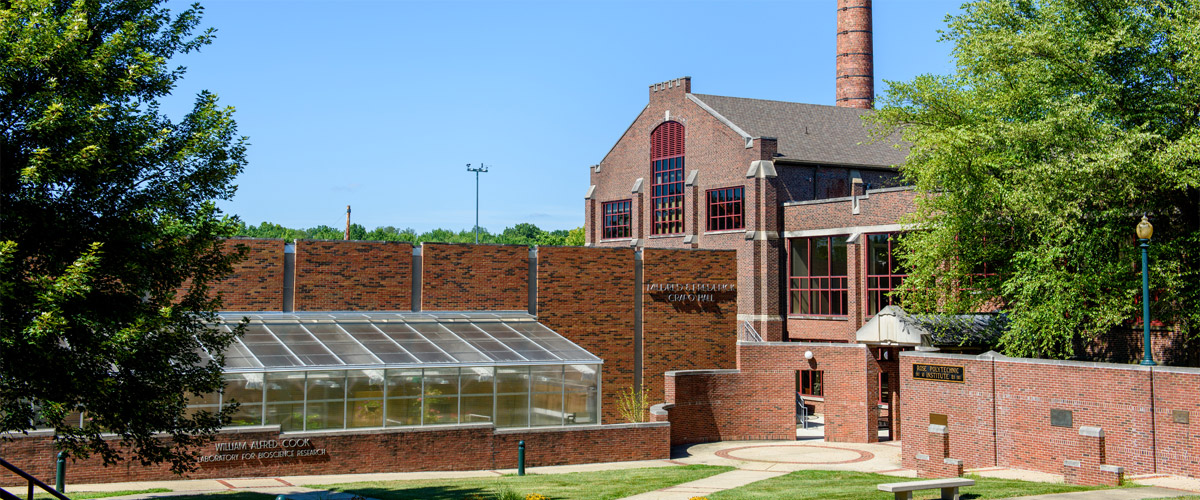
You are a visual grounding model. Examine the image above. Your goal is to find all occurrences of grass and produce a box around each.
[26,489,171,500]
[706,471,1123,500]
[135,494,276,500]
[317,464,734,500]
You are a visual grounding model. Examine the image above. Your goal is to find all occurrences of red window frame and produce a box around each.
[799,370,824,397]
[866,233,907,316]
[651,121,685,235]
[601,200,632,240]
[706,186,744,232]
[788,236,849,316]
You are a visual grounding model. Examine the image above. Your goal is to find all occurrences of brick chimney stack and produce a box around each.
[836,0,874,108]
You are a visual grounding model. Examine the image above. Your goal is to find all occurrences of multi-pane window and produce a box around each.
[866,233,907,315]
[799,370,824,397]
[706,186,744,231]
[788,236,848,316]
[651,121,685,235]
[602,200,631,239]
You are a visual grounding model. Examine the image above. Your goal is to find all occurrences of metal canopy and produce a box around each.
[209,312,601,372]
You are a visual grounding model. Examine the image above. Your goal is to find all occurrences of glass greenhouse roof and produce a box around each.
[208,312,601,372]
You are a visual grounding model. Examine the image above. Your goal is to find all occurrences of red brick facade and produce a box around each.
[294,240,412,311]
[421,243,529,311]
[0,423,668,486]
[900,352,1199,481]
[210,238,285,311]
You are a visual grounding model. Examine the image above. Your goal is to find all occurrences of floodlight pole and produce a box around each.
[466,163,488,244]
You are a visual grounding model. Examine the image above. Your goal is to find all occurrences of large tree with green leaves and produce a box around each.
[871,0,1200,359]
[1,0,246,471]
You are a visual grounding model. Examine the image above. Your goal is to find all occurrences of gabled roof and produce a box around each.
[690,94,909,168]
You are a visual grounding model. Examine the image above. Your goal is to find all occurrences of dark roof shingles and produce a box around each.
[691,94,908,167]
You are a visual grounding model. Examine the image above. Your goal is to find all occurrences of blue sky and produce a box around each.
[164,0,964,233]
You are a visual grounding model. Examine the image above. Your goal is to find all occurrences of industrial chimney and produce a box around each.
[836,0,874,108]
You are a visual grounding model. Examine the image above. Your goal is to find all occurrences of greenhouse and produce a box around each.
[187,312,602,431]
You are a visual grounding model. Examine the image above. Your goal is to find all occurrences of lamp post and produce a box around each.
[466,163,488,244]
[1136,215,1155,366]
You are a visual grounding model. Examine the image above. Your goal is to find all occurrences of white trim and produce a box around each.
[686,94,756,148]
[783,224,906,239]
[584,185,596,200]
[736,314,783,322]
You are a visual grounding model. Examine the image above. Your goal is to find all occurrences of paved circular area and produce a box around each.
[714,444,874,464]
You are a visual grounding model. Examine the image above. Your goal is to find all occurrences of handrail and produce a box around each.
[0,457,70,500]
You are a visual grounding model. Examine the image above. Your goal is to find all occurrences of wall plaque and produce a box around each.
[913,363,964,383]
[1051,409,1073,428]
[1174,410,1190,424]
[930,413,948,426]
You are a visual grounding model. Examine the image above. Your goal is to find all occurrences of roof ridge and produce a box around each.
[692,93,867,112]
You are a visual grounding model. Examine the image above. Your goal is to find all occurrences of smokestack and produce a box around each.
[836,0,874,109]
[345,205,351,240]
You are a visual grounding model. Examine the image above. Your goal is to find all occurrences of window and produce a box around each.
[866,233,907,315]
[879,373,889,404]
[799,370,824,397]
[602,200,631,239]
[651,121,685,235]
[789,236,848,316]
[706,186,744,231]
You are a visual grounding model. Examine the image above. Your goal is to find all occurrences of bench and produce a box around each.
[876,478,975,500]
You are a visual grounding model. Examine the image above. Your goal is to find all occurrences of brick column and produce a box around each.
[917,424,964,478]
[1064,426,1124,486]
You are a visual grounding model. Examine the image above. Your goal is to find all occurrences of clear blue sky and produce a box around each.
[163,0,964,233]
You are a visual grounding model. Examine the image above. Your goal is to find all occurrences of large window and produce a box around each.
[651,121,685,235]
[706,186,744,231]
[866,233,907,315]
[789,236,848,316]
[602,200,631,239]
[798,370,824,397]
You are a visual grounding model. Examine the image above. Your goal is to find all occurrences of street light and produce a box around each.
[1136,215,1155,366]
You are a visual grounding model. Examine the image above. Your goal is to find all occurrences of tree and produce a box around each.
[870,0,1200,358]
[0,0,247,472]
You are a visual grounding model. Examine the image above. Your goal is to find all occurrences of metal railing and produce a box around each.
[740,321,763,342]
[0,457,70,500]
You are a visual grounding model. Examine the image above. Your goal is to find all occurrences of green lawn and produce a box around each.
[28,489,171,500]
[145,493,275,500]
[707,471,1122,500]
[317,464,734,500]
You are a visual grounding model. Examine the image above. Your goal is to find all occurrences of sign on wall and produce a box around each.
[644,283,735,303]
[912,363,965,383]
[199,438,327,464]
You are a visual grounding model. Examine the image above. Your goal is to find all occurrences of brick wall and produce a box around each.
[642,248,738,411]
[536,246,636,424]
[209,238,285,311]
[294,240,412,311]
[901,351,1200,480]
[421,243,528,311]
[0,423,669,486]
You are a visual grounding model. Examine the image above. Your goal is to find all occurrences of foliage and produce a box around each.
[318,464,734,500]
[0,0,246,472]
[869,0,1200,359]
[237,221,585,247]
[615,385,649,423]
[491,484,521,500]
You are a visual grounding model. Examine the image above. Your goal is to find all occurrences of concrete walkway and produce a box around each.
[616,470,788,500]
[1006,487,1197,499]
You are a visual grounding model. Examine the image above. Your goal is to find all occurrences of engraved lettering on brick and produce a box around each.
[199,438,326,464]
[1051,409,1073,428]
[912,363,964,383]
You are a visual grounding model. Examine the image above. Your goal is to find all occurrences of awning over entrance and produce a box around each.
[855,305,1008,348]
[855,306,928,346]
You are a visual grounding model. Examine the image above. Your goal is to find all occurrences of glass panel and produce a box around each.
[504,322,596,361]
[564,390,596,425]
[461,395,493,423]
[223,339,261,369]
[461,367,494,395]
[868,234,890,275]
[305,370,346,430]
[496,367,529,428]
[531,365,563,394]
[385,368,421,426]
[831,237,848,276]
[223,373,263,426]
[409,323,491,363]
[422,368,459,424]
[265,372,306,431]
[375,323,455,363]
[441,323,523,362]
[346,369,384,428]
[532,392,563,426]
[812,237,830,276]
[791,239,808,277]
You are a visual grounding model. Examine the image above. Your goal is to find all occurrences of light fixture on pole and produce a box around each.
[1136,215,1155,366]
[466,163,488,244]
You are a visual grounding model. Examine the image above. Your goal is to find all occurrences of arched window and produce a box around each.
[650,121,685,235]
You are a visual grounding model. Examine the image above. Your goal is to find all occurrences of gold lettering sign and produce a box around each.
[913,363,965,383]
